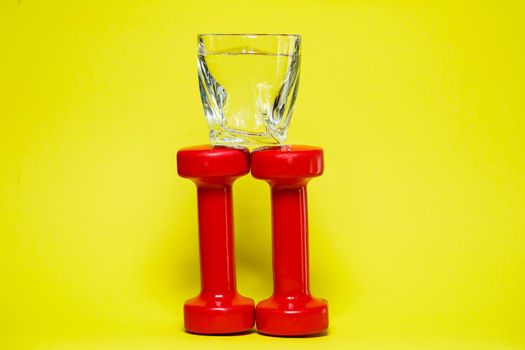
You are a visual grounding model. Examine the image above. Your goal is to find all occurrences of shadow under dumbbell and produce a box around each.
[257,329,329,338]
[184,329,257,337]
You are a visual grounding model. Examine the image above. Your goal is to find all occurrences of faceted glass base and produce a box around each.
[209,127,288,147]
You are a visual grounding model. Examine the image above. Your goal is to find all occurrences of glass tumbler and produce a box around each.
[197,34,301,147]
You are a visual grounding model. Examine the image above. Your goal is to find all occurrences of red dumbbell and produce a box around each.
[251,145,329,336]
[177,145,255,334]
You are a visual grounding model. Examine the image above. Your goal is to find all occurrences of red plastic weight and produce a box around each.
[177,145,255,334]
[251,145,329,336]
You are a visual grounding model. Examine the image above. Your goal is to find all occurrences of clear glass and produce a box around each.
[197,34,301,147]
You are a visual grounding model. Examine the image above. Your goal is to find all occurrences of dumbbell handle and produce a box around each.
[196,182,236,296]
[271,183,311,297]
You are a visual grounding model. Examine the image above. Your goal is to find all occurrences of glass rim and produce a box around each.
[198,33,301,39]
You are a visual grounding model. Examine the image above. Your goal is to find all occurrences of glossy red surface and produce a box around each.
[251,145,323,181]
[251,145,329,336]
[177,145,254,334]
[177,145,250,180]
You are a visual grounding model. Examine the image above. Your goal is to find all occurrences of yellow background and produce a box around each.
[1,1,524,349]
